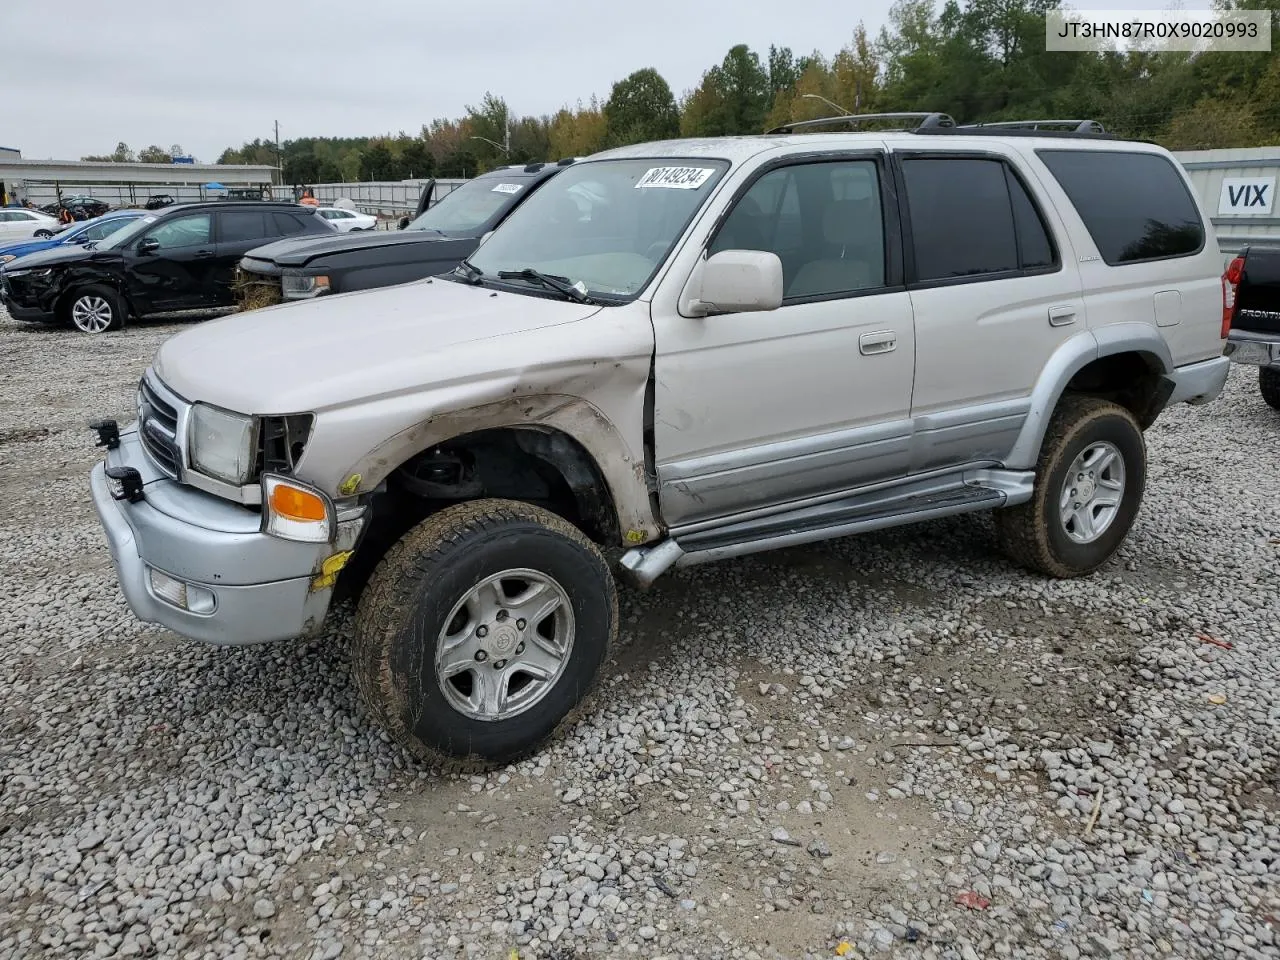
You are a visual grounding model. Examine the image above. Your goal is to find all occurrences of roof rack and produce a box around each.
[767,112,956,135]
[956,119,1106,134]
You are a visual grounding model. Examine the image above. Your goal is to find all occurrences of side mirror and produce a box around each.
[477,230,495,247]
[398,216,411,230]
[682,249,784,317]
[138,237,160,255]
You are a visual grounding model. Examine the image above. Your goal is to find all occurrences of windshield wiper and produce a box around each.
[496,267,595,304]
[453,259,485,284]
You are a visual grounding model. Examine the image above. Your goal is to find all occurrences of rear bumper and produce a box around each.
[90,428,366,646]
[1224,330,1280,368]
[1164,355,1231,406]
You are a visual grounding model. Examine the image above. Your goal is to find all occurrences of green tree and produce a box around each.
[398,138,435,179]
[464,92,512,172]
[680,44,771,135]
[82,141,136,162]
[549,98,608,158]
[604,68,680,146]
[137,144,172,163]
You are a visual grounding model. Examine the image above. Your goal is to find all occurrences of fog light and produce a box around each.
[149,568,216,614]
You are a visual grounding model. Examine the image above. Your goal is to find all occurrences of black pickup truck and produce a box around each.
[235,160,574,308]
[1223,244,1280,409]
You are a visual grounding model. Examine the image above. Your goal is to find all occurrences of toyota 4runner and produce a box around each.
[88,114,1231,767]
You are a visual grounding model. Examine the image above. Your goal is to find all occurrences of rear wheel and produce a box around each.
[33,229,54,239]
[65,285,125,334]
[352,499,617,768]
[996,396,1145,578]
[1260,367,1280,410]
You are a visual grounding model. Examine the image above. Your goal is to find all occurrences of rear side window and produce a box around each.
[902,158,1019,280]
[1007,169,1055,270]
[1037,150,1204,265]
[272,212,310,236]
[219,210,269,243]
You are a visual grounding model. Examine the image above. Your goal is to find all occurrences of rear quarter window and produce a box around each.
[272,212,313,236]
[1036,149,1204,266]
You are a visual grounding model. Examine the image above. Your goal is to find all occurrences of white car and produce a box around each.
[0,208,60,241]
[315,207,377,232]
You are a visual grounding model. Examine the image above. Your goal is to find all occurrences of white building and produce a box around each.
[1173,148,1280,263]
[0,155,277,208]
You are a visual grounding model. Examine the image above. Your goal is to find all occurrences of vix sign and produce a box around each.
[1218,176,1275,216]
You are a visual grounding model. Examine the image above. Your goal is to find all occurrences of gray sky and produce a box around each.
[3,0,1209,162]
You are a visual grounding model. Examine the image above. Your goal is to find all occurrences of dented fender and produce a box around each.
[338,393,662,545]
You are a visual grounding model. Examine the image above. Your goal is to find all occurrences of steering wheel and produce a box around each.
[644,240,667,261]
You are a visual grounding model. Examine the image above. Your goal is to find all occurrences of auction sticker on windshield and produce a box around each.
[635,167,716,189]
[491,183,523,194]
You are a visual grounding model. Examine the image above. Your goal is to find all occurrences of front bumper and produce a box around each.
[1224,330,1280,369]
[90,427,366,646]
[0,272,58,320]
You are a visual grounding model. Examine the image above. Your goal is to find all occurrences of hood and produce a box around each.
[245,228,454,267]
[0,237,56,258]
[0,243,112,270]
[153,277,605,413]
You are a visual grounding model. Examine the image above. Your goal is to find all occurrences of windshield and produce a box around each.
[406,176,534,235]
[95,214,158,250]
[466,158,730,299]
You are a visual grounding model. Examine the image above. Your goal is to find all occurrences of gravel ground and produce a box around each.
[1,307,1277,960]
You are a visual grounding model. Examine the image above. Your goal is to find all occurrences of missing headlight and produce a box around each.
[258,414,315,475]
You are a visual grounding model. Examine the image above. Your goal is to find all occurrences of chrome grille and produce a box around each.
[137,375,184,478]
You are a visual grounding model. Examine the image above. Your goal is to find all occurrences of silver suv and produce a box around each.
[88,114,1231,767]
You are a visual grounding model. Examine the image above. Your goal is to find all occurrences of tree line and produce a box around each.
[213,0,1280,184]
[82,142,190,163]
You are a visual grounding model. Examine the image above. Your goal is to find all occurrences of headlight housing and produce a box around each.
[281,272,331,300]
[189,403,257,485]
[0,254,15,264]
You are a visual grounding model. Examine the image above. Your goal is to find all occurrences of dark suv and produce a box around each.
[235,161,573,307]
[0,201,334,333]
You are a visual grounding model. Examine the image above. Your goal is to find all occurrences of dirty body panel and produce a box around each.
[151,277,661,543]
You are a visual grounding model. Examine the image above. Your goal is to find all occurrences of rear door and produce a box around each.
[894,148,1086,473]
[213,209,276,304]
[125,212,218,311]
[1034,147,1221,368]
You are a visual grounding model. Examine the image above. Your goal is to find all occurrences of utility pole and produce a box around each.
[274,120,282,185]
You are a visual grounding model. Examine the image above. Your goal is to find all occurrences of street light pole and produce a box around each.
[470,109,513,160]
[469,135,510,157]
[801,93,853,116]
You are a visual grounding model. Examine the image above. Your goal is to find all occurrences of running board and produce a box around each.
[619,469,1032,587]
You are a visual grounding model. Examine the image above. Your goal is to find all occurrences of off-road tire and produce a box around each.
[352,498,617,770]
[1260,366,1280,410]
[63,285,126,333]
[995,396,1145,578]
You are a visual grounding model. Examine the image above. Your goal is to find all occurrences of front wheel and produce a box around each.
[65,285,126,333]
[1260,367,1280,410]
[995,396,1145,578]
[352,499,617,768]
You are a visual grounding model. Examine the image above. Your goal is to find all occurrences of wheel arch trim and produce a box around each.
[341,394,662,546]
[1005,324,1172,470]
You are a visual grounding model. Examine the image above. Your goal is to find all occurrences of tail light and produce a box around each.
[1222,255,1245,338]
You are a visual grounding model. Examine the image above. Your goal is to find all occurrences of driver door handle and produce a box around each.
[859,330,897,355]
[193,249,215,259]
